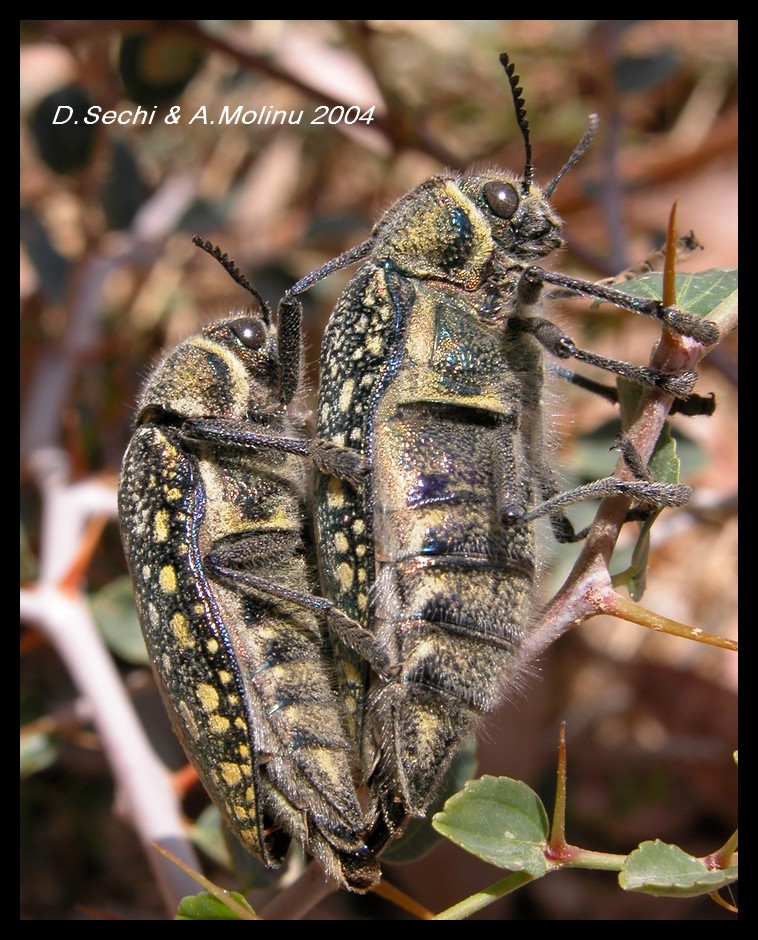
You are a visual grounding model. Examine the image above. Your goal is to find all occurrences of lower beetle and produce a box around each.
[117,241,379,891]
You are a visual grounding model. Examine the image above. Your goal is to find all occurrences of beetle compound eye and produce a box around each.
[229,317,267,349]
[483,181,519,219]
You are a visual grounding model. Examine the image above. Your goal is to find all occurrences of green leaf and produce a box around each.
[612,269,737,317]
[383,736,478,864]
[610,378,682,600]
[189,805,279,891]
[20,731,57,779]
[573,418,705,485]
[616,378,644,434]
[175,890,253,920]
[649,429,681,486]
[432,776,549,875]
[619,840,738,897]
[187,805,233,870]
[90,577,149,665]
[612,509,657,600]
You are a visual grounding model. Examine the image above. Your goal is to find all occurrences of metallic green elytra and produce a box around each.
[281,54,718,852]
[117,249,380,891]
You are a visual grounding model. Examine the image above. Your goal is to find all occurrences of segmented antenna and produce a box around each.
[500,52,533,194]
[192,235,272,324]
[544,113,600,197]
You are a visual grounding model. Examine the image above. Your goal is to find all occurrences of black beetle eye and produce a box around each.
[483,181,519,219]
[229,317,267,349]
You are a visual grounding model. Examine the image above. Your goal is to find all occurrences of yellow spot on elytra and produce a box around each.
[235,717,246,729]
[356,544,366,559]
[337,562,354,590]
[159,564,177,593]
[197,683,219,713]
[166,487,182,502]
[206,638,219,654]
[366,333,382,355]
[217,669,231,684]
[239,744,250,759]
[220,762,242,785]
[353,518,365,535]
[153,509,169,542]
[327,480,345,509]
[170,612,193,648]
[334,531,349,553]
[339,378,355,413]
[209,714,230,734]
[357,592,368,612]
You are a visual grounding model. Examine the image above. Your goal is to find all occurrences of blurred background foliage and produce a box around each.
[20,20,737,920]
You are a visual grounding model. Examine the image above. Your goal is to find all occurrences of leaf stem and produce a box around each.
[432,871,534,920]
[705,829,738,870]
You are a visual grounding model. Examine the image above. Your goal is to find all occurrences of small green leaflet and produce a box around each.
[432,775,549,876]
[175,890,255,920]
[619,840,738,898]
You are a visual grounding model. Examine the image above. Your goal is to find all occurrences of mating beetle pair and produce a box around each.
[117,54,718,891]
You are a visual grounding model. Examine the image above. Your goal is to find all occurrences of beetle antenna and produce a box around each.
[500,53,533,194]
[192,235,272,324]
[544,113,599,197]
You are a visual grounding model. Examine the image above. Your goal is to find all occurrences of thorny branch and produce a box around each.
[516,287,738,671]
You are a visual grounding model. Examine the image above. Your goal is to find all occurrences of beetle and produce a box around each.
[117,239,380,891]
[279,54,719,851]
